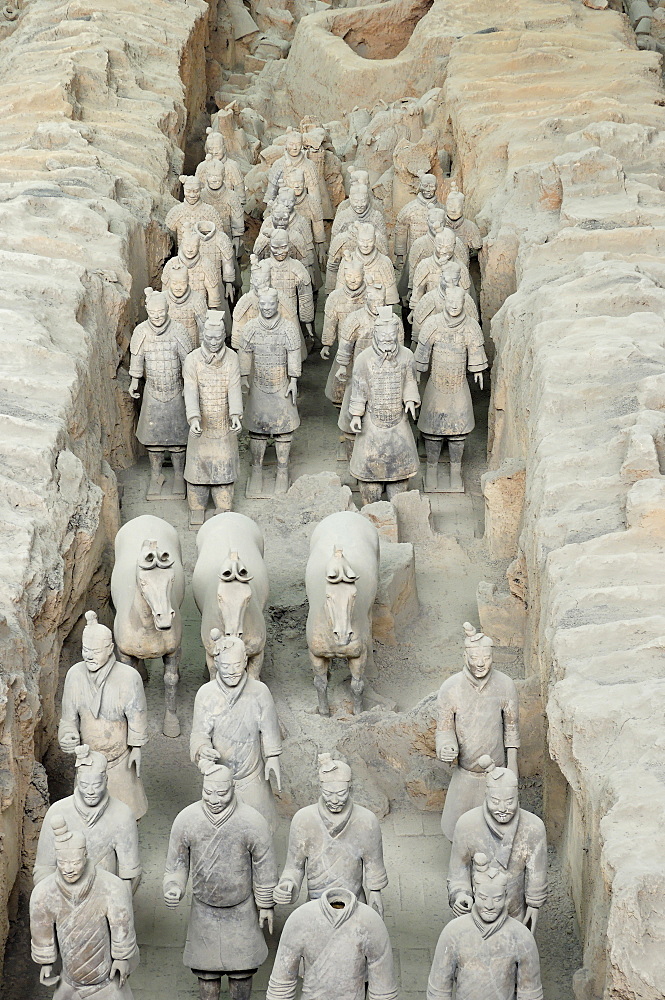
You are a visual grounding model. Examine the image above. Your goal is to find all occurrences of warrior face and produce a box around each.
[272,205,290,230]
[202,776,235,814]
[251,265,271,295]
[486,783,519,825]
[440,263,462,293]
[445,285,466,319]
[76,768,108,808]
[207,166,225,192]
[285,133,303,159]
[420,175,437,201]
[215,642,247,688]
[366,285,386,315]
[183,179,202,205]
[181,231,200,261]
[56,844,88,884]
[356,227,376,257]
[277,187,297,212]
[321,779,351,814]
[427,208,446,237]
[258,288,279,321]
[202,321,225,355]
[82,636,114,673]
[288,170,305,198]
[465,643,493,680]
[206,132,226,159]
[169,272,189,299]
[447,191,465,222]
[474,882,507,924]
[435,229,456,262]
[270,232,290,262]
[345,266,364,293]
[374,318,398,357]
[349,186,369,216]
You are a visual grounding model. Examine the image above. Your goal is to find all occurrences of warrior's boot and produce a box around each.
[274,439,291,495]
[146,449,165,499]
[228,975,253,1000]
[359,482,383,506]
[211,484,234,512]
[423,436,442,493]
[248,436,267,496]
[187,484,208,530]
[448,436,466,493]
[171,447,186,498]
[198,977,221,1000]
[385,479,409,501]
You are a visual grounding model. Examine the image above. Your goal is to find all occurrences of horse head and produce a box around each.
[324,545,358,647]
[137,539,175,631]
[216,551,253,638]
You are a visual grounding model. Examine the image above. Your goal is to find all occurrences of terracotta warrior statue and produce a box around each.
[165,174,225,248]
[128,287,192,501]
[163,228,223,311]
[34,746,141,891]
[332,181,387,240]
[325,213,390,293]
[59,611,148,820]
[231,255,296,351]
[394,172,442,284]
[190,633,282,832]
[301,119,345,220]
[265,130,323,243]
[253,201,309,266]
[409,227,469,315]
[412,265,478,344]
[437,624,520,840]
[196,127,246,206]
[266,230,315,344]
[201,161,245,255]
[31,816,139,998]
[414,283,488,492]
[406,205,448,299]
[445,184,483,267]
[274,754,388,914]
[335,223,398,305]
[162,259,207,348]
[239,286,302,497]
[164,760,277,1000]
[183,312,243,527]
[349,308,420,505]
[281,166,326,265]
[194,218,238,311]
[322,258,367,407]
[448,758,547,932]
[427,854,543,1000]
[267,887,398,1000]
[272,185,321,290]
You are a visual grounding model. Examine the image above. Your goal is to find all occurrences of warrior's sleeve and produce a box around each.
[248,811,279,908]
[125,669,149,747]
[29,884,58,966]
[459,262,472,290]
[295,267,314,324]
[194,294,208,338]
[278,813,307,897]
[382,259,400,306]
[58,669,81,751]
[446,815,474,905]
[409,260,429,311]
[227,350,244,418]
[426,926,457,1000]
[524,817,548,909]
[393,203,410,259]
[128,326,146,380]
[375,230,390,258]
[164,203,180,237]
[502,677,521,750]
[413,295,432,334]
[227,159,246,206]
[183,353,201,423]
[402,351,421,407]
[107,877,139,965]
[114,806,142,881]
[516,931,545,1000]
[365,910,399,1000]
[190,685,216,762]
[33,807,57,885]
[266,913,303,1000]
[325,232,346,291]
[203,259,223,309]
[407,240,423,290]
[219,231,236,283]
[321,295,339,348]
[349,355,370,418]
[266,162,283,205]
[362,813,389,892]
[163,810,191,898]
[331,207,346,239]
[413,318,436,373]
[336,315,358,368]
[229,192,245,238]
[435,679,459,759]
[253,231,270,260]
[231,297,250,351]
[466,318,488,373]
[467,219,483,253]
[259,685,283,759]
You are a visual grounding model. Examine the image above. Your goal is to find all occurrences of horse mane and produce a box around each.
[326,545,359,584]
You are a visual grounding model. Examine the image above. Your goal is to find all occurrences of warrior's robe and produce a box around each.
[128,318,192,451]
[239,315,302,439]
[183,345,243,486]
[336,307,405,434]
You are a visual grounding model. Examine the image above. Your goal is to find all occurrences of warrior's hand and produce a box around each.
[198,745,219,762]
[241,376,250,394]
[58,732,80,753]
[40,966,60,986]
[451,891,473,916]
[273,879,295,905]
[265,755,281,791]
[437,743,458,763]
[285,378,298,403]
[305,322,314,340]
[350,415,363,434]
[320,346,330,360]
[335,366,347,383]
[128,747,142,777]
[164,884,183,907]
[234,237,242,256]
[259,908,274,934]
[231,415,242,433]
[316,243,327,267]
[474,371,484,390]
[404,400,418,420]
[523,906,540,933]
[415,371,421,384]
[368,890,384,919]
[190,418,202,437]
[407,311,414,325]
[225,282,235,302]
[128,378,141,399]
[110,960,131,987]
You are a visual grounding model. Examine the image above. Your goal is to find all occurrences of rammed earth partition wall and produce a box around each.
[0,0,214,965]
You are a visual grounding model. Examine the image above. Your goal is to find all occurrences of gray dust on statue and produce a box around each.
[34,746,141,893]
[239,287,302,496]
[190,633,282,832]
[128,287,193,501]
[163,760,277,1000]
[349,308,420,506]
[448,757,547,932]
[274,754,388,913]
[414,283,488,493]
[436,623,520,841]
[427,853,543,1000]
[183,312,243,528]
[58,612,149,821]
[30,816,139,999]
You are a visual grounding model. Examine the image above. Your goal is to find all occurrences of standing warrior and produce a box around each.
[349,308,420,505]
[326,215,390,293]
[240,287,302,496]
[406,206,448,297]
[183,313,243,527]
[436,623,520,840]
[266,231,315,344]
[394,172,442,283]
[266,887,398,1000]
[448,759,547,931]
[163,260,207,348]
[196,127,246,206]
[445,185,483,268]
[201,162,245,255]
[128,288,192,501]
[165,175,225,249]
[283,166,326,264]
[428,854,543,1000]
[58,611,148,820]
[164,760,277,1000]
[274,754,388,914]
[272,186,321,289]
[190,633,282,832]
[31,816,139,999]
[414,283,488,493]
[301,121,345,219]
[194,219,237,312]
[331,182,387,240]
[34,746,140,891]
[409,227,470,315]
[265,131,323,239]
[321,259,367,407]
[231,256,296,351]
[253,201,308,266]
[163,229,223,311]
[336,223,398,305]
[412,266,478,344]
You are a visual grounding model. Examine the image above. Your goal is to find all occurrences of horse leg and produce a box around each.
[247,648,264,680]
[310,653,330,717]
[349,648,367,716]
[163,648,181,738]
[116,649,148,683]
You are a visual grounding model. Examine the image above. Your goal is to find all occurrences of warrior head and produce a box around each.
[257,287,280,322]
[477,755,519,826]
[285,167,305,198]
[74,745,109,808]
[202,312,226,356]
[206,161,226,193]
[355,223,376,258]
[199,758,235,815]
[52,815,88,884]
[439,261,463,293]
[446,185,465,222]
[427,206,447,237]
[373,306,400,359]
[472,853,508,924]
[180,174,202,206]
[463,621,493,681]
[270,230,290,262]
[271,202,291,231]
[284,129,303,160]
[418,172,437,202]
[344,258,365,294]
[145,287,168,329]
[349,184,370,217]
[205,127,227,159]
[210,629,248,688]
[81,610,114,674]
[166,260,190,300]
[434,227,456,263]
[180,229,201,261]
[445,284,466,320]
[276,186,297,214]
[366,281,386,315]
[318,753,352,815]
[249,255,272,294]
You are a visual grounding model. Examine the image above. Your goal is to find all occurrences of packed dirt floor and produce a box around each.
[1,288,581,997]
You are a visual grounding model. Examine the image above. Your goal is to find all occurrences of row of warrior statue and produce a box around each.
[129,125,487,527]
[33,612,546,1000]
